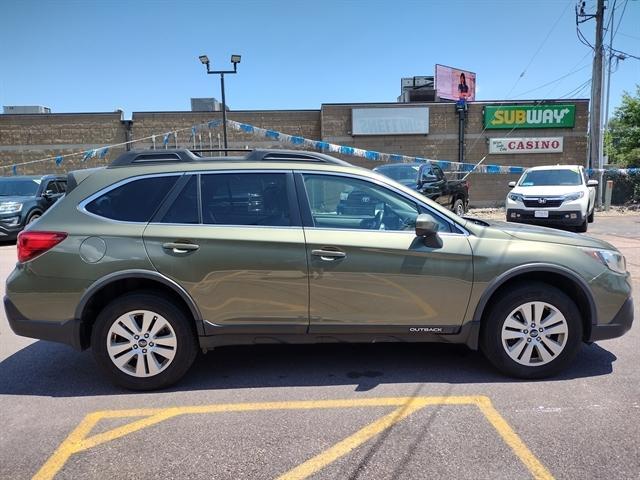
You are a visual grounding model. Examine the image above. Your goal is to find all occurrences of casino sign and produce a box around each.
[489,137,563,154]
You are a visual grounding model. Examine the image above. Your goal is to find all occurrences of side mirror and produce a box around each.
[43,189,55,199]
[508,181,516,189]
[417,173,437,188]
[415,214,439,237]
[587,179,599,187]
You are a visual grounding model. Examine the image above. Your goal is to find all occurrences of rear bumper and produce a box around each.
[506,209,585,227]
[4,296,84,350]
[588,296,634,342]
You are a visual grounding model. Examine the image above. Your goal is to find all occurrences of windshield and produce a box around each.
[375,165,420,183]
[0,179,40,196]
[519,169,582,187]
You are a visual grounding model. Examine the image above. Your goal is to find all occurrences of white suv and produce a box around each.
[505,165,598,232]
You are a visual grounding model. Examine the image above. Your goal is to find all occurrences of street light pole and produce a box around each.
[199,54,241,151]
[220,72,227,150]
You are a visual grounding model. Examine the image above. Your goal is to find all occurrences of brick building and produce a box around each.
[0,99,589,207]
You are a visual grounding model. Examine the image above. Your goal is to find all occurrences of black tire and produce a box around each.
[575,217,588,233]
[91,292,198,390]
[453,198,465,216]
[480,282,583,379]
[588,207,594,223]
[26,211,41,224]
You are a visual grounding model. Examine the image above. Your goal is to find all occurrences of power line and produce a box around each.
[610,47,640,61]
[512,55,592,98]
[466,0,576,156]
[616,31,640,41]
[612,0,629,41]
[518,0,575,80]
[558,78,592,98]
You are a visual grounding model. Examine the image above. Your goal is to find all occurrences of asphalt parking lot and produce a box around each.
[0,215,638,480]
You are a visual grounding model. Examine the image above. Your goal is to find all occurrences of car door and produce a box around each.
[143,171,309,336]
[297,171,473,334]
[40,179,64,206]
[419,164,449,207]
[432,165,451,207]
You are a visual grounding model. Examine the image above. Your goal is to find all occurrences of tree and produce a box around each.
[605,84,640,168]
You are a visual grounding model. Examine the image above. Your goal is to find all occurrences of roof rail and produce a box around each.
[244,149,352,166]
[109,149,201,166]
[109,148,352,167]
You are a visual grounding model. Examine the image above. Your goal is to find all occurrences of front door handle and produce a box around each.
[162,242,200,254]
[311,249,346,261]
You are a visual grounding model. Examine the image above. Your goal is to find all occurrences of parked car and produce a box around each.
[505,165,597,232]
[373,162,469,215]
[0,175,67,240]
[5,149,632,390]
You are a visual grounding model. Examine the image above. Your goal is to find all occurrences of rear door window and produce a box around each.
[159,176,199,224]
[200,173,291,226]
[85,175,179,222]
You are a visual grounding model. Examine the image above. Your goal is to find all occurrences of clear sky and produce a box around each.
[1,0,638,119]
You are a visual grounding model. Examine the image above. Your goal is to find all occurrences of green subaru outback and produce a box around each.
[4,149,633,390]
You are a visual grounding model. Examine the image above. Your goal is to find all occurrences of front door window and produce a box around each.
[302,174,448,232]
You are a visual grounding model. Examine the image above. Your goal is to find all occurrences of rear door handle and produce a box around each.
[311,249,346,261]
[162,242,200,254]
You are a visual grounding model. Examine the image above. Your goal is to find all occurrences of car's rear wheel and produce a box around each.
[453,198,465,216]
[91,292,198,390]
[481,282,583,379]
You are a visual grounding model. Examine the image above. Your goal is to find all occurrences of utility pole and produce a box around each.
[455,99,467,165]
[603,1,615,165]
[588,0,605,206]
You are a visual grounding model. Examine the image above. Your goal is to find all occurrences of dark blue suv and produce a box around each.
[0,175,66,240]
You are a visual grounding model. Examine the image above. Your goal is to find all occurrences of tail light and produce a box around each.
[17,231,67,263]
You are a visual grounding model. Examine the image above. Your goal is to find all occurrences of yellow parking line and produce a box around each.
[33,396,554,480]
[276,398,426,480]
[33,412,102,480]
[476,397,555,480]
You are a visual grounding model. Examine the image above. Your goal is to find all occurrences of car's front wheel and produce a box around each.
[91,292,198,390]
[26,211,41,224]
[481,282,583,379]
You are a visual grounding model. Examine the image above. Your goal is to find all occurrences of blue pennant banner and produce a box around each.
[225,119,640,175]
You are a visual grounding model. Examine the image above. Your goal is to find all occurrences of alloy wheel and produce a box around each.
[106,310,177,377]
[500,301,568,367]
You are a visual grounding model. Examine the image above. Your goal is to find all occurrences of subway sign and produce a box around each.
[484,105,575,129]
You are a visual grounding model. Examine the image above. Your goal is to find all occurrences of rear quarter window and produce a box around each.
[85,175,178,222]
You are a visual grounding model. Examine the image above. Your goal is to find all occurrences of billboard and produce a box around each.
[352,107,429,135]
[484,105,575,129]
[489,137,564,154]
[435,64,476,101]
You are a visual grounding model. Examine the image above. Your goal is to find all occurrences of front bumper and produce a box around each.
[0,218,24,240]
[506,209,585,227]
[588,296,634,342]
[4,296,84,350]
